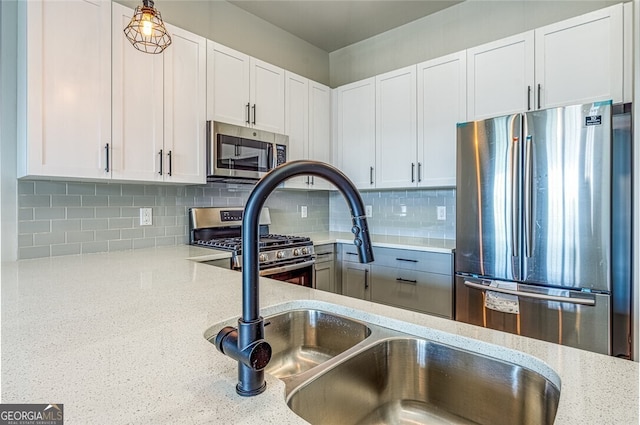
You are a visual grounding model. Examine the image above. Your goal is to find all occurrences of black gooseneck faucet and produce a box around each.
[214,160,375,396]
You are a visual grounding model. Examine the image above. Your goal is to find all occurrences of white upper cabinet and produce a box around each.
[535,4,623,109]
[283,72,332,190]
[467,4,623,120]
[417,52,466,188]
[206,41,251,126]
[250,58,286,133]
[284,71,309,188]
[334,78,376,189]
[308,81,332,189]
[18,0,112,179]
[467,32,535,120]
[162,23,207,184]
[375,65,417,189]
[208,42,285,133]
[112,3,164,182]
[112,5,206,184]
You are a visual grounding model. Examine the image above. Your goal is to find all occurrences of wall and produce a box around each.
[0,0,18,261]
[16,181,329,259]
[114,0,330,85]
[329,188,456,240]
[330,0,624,87]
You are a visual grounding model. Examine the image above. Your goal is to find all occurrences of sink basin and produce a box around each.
[263,309,371,379]
[287,337,560,425]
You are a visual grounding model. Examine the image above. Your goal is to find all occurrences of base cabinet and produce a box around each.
[340,244,453,318]
[314,244,336,293]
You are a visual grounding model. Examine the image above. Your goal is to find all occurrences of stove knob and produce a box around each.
[259,254,267,262]
[301,247,309,255]
[293,249,300,256]
[276,251,285,259]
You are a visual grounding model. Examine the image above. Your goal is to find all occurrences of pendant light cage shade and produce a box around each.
[124,0,172,54]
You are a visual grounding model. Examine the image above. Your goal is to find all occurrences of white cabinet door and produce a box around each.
[308,81,332,190]
[535,4,623,109]
[112,3,164,182]
[208,42,251,127]
[163,23,207,184]
[113,9,206,184]
[284,71,309,189]
[467,32,534,120]
[417,52,466,188]
[335,78,376,189]
[19,0,111,179]
[250,58,285,133]
[375,65,417,189]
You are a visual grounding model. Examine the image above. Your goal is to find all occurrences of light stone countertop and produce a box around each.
[303,231,456,253]
[1,245,637,424]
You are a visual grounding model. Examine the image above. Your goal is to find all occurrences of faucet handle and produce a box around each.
[352,216,375,263]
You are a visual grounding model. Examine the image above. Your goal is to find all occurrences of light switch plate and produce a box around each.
[301,205,308,218]
[437,206,446,221]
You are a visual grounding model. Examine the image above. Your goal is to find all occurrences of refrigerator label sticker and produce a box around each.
[585,115,602,126]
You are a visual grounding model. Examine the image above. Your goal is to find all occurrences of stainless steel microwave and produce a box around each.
[206,121,288,182]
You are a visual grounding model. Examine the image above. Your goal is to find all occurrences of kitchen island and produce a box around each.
[1,245,637,424]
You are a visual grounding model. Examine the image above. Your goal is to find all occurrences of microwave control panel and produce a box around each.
[276,145,287,166]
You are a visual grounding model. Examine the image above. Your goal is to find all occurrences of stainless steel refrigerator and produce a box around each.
[455,101,632,358]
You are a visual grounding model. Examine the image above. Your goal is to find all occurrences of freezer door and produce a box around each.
[455,276,610,355]
[523,103,611,291]
[456,114,521,280]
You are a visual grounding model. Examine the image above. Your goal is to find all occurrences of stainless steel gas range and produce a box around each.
[189,207,315,287]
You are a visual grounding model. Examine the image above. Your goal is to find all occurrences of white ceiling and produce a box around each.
[227,0,464,52]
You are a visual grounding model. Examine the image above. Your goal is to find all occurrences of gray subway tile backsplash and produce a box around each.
[17,179,455,259]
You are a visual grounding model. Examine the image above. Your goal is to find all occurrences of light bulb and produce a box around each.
[141,13,154,36]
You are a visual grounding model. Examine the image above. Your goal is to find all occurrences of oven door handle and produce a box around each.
[259,259,316,276]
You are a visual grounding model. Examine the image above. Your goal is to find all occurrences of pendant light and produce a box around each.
[124,0,172,54]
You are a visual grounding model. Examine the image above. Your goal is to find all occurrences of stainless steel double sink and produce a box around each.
[205,309,560,425]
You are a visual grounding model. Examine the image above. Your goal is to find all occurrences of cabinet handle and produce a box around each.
[537,84,541,109]
[396,277,417,285]
[252,104,256,125]
[246,103,250,124]
[417,162,422,183]
[364,269,369,289]
[411,163,415,183]
[167,150,172,176]
[316,253,332,257]
[158,149,163,175]
[311,176,314,185]
[370,166,374,185]
[396,258,418,263]
[104,143,110,173]
[346,252,358,256]
[527,85,531,111]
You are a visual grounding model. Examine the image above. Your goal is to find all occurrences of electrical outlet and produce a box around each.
[437,206,446,221]
[300,205,308,218]
[140,208,153,226]
[365,205,373,218]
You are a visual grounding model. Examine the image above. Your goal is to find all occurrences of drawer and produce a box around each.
[373,247,451,275]
[341,246,362,263]
[371,265,452,318]
[315,243,335,263]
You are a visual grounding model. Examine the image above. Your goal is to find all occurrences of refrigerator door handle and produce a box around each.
[524,135,533,258]
[463,280,596,306]
[511,136,519,257]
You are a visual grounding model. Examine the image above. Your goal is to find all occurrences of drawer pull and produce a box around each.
[396,277,417,285]
[346,252,358,256]
[396,258,418,263]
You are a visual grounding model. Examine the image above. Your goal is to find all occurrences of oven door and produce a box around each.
[260,259,315,288]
